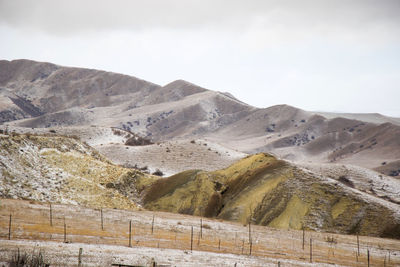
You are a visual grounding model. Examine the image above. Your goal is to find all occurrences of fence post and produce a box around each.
[200,218,203,239]
[309,238,312,263]
[151,214,155,235]
[101,208,104,231]
[190,226,193,252]
[367,249,370,267]
[78,248,83,267]
[50,204,53,226]
[64,221,67,243]
[8,214,11,240]
[218,239,221,250]
[129,220,132,247]
[302,227,305,250]
[357,234,360,256]
[248,223,251,244]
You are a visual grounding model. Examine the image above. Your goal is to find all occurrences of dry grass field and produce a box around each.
[0,199,399,266]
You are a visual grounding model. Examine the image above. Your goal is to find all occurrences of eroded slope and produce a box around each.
[142,154,400,239]
[0,133,149,209]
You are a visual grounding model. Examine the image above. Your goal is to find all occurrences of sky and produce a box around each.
[1,0,400,117]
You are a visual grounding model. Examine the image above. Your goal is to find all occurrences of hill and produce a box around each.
[1,59,399,176]
[1,133,399,239]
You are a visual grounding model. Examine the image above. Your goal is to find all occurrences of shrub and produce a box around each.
[140,166,148,171]
[125,136,152,146]
[338,176,354,188]
[9,249,50,267]
[202,223,212,230]
[325,236,337,244]
[152,169,164,176]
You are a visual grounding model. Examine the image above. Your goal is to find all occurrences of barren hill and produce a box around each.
[1,59,400,176]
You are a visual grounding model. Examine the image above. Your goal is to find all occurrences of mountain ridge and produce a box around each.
[1,59,400,177]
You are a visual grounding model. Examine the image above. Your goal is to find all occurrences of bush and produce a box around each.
[152,169,164,176]
[325,236,337,244]
[338,176,354,188]
[9,249,50,267]
[202,223,212,230]
[140,166,148,171]
[125,136,153,146]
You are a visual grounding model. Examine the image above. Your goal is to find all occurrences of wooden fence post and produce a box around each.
[101,208,104,231]
[151,214,155,235]
[302,227,305,250]
[357,234,360,256]
[129,220,132,247]
[64,221,67,243]
[50,204,53,226]
[200,218,203,239]
[78,248,83,267]
[190,226,193,252]
[8,214,11,240]
[218,239,221,250]
[367,249,370,267]
[309,238,312,263]
[248,223,251,244]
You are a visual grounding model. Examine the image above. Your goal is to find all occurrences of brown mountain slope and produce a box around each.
[207,107,400,175]
[1,59,400,176]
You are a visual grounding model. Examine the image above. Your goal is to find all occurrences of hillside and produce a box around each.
[0,132,150,210]
[0,59,255,139]
[1,59,399,177]
[142,153,400,239]
[207,105,400,175]
[1,133,399,239]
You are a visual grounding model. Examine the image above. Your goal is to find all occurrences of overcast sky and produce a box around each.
[1,0,400,116]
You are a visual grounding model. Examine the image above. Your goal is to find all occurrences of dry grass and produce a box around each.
[1,199,399,266]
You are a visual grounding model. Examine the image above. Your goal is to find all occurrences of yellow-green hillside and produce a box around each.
[143,153,400,239]
[0,133,154,210]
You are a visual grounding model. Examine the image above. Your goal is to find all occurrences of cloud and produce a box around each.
[0,0,399,38]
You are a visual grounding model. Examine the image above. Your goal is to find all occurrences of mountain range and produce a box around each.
[1,59,399,177]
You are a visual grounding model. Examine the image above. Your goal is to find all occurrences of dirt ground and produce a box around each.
[0,199,399,266]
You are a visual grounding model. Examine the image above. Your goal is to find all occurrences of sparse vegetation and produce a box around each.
[325,236,337,244]
[152,169,164,176]
[8,249,50,267]
[338,175,354,188]
[125,135,152,146]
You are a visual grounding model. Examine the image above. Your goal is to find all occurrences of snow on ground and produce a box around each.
[2,199,399,267]
[96,139,247,177]
[299,162,400,218]
[0,239,333,267]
